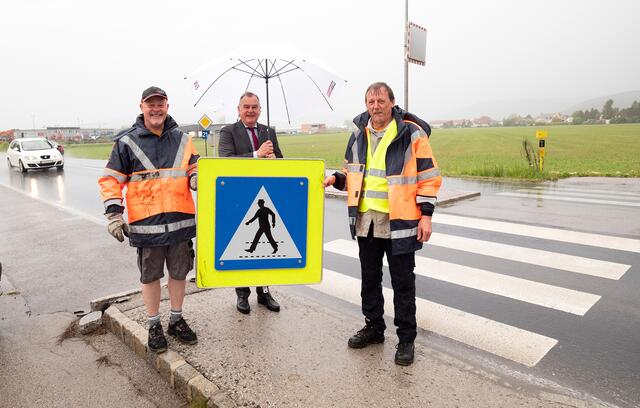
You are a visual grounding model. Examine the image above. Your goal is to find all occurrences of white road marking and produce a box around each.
[516,188,640,201]
[313,269,558,367]
[433,213,640,253]
[528,186,640,197]
[498,192,640,207]
[324,240,601,316]
[427,233,629,280]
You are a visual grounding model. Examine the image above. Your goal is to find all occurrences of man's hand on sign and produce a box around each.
[416,216,432,243]
[322,175,336,188]
[257,140,273,158]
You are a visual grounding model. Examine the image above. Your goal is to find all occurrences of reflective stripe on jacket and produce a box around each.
[98,114,199,247]
[334,107,442,255]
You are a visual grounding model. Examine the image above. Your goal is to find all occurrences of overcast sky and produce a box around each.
[1,0,638,130]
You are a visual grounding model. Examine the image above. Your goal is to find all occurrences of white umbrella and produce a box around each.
[184,45,347,127]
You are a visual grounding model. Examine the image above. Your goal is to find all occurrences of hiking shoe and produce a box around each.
[148,322,167,353]
[394,342,415,366]
[347,324,384,349]
[167,317,198,345]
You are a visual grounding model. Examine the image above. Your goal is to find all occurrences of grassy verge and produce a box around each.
[430,124,640,179]
[61,124,640,179]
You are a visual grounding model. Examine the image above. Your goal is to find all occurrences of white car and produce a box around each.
[6,138,64,172]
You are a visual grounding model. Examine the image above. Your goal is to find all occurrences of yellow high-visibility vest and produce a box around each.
[358,120,397,213]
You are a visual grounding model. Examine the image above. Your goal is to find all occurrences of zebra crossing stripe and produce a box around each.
[516,188,640,201]
[498,192,640,207]
[313,269,558,367]
[324,240,601,316]
[528,186,640,197]
[428,233,630,280]
[434,213,640,253]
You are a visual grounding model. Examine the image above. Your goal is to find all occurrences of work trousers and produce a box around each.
[235,286,269,298]
[357,229,417,343]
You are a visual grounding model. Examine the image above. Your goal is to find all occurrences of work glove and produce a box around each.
[107,213,129,242]
[189,174,197,191]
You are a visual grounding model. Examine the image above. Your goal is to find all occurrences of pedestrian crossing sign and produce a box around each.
[195,158,325,288]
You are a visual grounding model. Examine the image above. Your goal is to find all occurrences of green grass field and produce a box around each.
[63,124,640,179]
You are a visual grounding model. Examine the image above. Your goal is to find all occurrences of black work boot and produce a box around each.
[167,317,198,345]
[237,296,250,314]
[148,322,167,353]
[394,342,415,366]
[257,292,280,312]
[347,324,385,349]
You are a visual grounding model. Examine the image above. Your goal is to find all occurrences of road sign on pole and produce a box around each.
[536,130,548,172]
[198,114,212,130]
[195,158,325,288]
[403,0,427,110]
[198,114,212,156]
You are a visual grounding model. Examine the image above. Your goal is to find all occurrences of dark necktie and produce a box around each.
[248,127,259,151]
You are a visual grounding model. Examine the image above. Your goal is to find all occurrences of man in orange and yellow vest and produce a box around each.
[98,87,199,353]
[324,82,441,366]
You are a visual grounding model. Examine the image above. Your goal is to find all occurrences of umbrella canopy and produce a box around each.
[184,46,347,127]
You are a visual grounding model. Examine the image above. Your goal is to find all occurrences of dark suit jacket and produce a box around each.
[218,121,283,158]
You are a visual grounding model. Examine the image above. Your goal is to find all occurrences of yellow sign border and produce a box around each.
[196,158,325,288]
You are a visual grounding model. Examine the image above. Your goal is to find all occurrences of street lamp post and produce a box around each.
[404,0,409,110]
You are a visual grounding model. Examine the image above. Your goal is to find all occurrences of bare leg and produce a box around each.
[142,280,162,316]
[167,277,186,311]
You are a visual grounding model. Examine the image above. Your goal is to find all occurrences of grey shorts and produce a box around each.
[136,240,194,284]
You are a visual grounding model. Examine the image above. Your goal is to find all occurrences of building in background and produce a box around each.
[1,127,116,141]
[300,123,326,134]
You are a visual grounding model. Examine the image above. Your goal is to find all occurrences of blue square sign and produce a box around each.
[215,176,308,270]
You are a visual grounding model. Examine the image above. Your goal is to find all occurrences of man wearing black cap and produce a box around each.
[98,86,199,353]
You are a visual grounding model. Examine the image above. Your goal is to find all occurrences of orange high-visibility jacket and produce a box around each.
[98,115,199,247]
[332,107,442,255]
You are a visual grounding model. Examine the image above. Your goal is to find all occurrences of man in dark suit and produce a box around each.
[218,91,282,314]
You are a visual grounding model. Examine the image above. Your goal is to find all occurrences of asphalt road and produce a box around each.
[1,154,639,407]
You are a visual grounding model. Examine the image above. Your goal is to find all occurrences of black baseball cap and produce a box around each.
[141,86,168,102]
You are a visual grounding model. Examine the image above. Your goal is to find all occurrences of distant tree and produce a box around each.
[342,119,355,130]
[503,114,524,127]
[572,110,585,125]
[615,100,640,123]
[584,108,601,122]
[602,99,618,120]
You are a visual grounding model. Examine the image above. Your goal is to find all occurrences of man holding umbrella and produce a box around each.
[323,82,441,366]
[219,91,283,314]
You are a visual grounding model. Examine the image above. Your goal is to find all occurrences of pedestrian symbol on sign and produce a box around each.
[245,199,278,254]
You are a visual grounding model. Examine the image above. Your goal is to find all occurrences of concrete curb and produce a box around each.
[90,288,140,312]
[438,191,481,205]
[102,305,236,408]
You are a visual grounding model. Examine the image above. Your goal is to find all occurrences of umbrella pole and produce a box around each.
[265,59,270,127]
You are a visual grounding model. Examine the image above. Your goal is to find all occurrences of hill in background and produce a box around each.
[441,90,640,121]
[561,90,640,114]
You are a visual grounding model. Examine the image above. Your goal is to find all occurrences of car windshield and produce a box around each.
[21,140,52,151]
